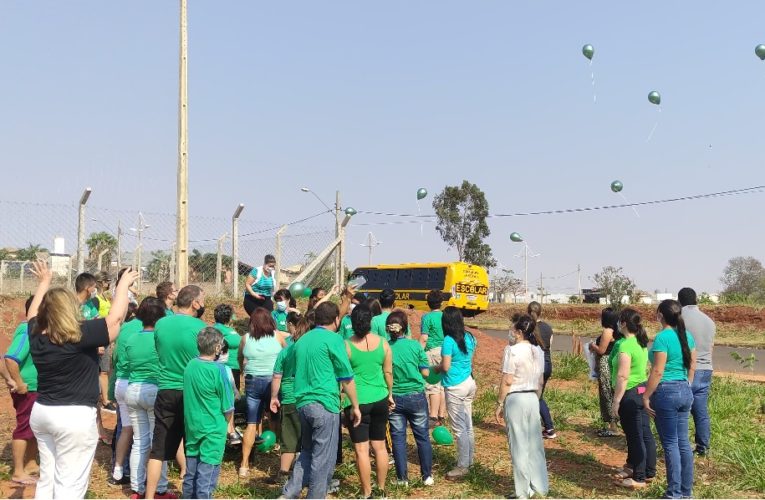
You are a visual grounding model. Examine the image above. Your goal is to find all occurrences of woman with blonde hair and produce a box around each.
[27,260,138,499]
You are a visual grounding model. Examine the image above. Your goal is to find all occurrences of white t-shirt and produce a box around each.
[501,342,544,393]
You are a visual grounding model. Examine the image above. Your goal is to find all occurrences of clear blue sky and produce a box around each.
[1,1,763,294]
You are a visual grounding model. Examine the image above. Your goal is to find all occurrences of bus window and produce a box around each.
[395,269,412,289]
[426,267,447,290]
[411,268,429,289]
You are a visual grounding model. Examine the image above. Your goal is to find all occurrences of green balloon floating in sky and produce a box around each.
[582,44,594,61]
[648,91,661,106]
[417,188,428,201]
[756,44,765,61]
[510,232,524,243]
[611,180,624,193]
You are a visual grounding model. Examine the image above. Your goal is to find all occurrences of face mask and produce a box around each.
[276,301,288,312]
[196,306,206,319]
[218,353,229,364]
[90,288,98,299]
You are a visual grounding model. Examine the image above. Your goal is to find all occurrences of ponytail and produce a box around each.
[526,302,546,349]
[658,299,691,370]
[512,313,537,342]
[618,308,649,348]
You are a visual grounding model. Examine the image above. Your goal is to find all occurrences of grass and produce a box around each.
[554,353,591,381]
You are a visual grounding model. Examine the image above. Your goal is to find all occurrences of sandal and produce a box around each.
[238,467,249,478]
[596,429,618,437]
[612,469,633,480]
[615,478,647,489]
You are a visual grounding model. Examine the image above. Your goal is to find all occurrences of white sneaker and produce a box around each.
[423,476,434,486]
[327,478,340,494]
[396,480,409,487]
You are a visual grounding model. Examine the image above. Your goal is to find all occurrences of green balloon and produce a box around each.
[345,207,357,216]
[432,425,453,445]
[756,44,765,61]
[303,287,312,299]
[610,180,623,193]
[648,91,661,106]
[582,44,594,61]
[417,188,428,201]
[289,281,305,299]
[256,430,277,452]
[424,369,442,385]
[510,232,523,243]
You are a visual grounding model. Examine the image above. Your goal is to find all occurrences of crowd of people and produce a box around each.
[0,252,717,500]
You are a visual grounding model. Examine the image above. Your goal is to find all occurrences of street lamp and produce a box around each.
[300,187,334,214]
[232,203,244,298]
[77,187,92,274]
[511,232,540,299]
[130,213,150,293]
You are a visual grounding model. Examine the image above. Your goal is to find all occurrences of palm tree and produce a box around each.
[86,231,118,268]
[16,244,48,261]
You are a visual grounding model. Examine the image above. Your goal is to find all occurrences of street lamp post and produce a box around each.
[232,203,244,298]
[511,232,540,299]
[77,187,92,274]
[130,213,150,294]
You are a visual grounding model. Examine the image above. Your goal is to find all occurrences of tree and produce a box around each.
[591,266,636,309]
[147,250,172,282]
[720,256,765,302]
[86,231,118,269]
[188,249,233,282]
[433,180,496,268]
[491,269,524,303]
[16,244,48,261]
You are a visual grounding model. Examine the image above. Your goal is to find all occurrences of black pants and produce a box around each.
[243,294,274,315]
[618,387,657,481]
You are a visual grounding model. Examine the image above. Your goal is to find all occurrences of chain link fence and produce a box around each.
[0,200,337,298]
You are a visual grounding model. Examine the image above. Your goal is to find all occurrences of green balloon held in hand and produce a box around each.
[648,91,661,106]
[257,430,277,452]
[756,44,765,61]
[289,281,305,300]
[582,44,594,61]
[432,425,454,445]
[417,188,428,201]
[611,180,624,193]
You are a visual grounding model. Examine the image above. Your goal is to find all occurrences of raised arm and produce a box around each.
[106,268,139,341]
[27,259,53,320]
[337,285,357,320]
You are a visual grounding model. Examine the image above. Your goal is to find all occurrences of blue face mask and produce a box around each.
[276,301,288,312]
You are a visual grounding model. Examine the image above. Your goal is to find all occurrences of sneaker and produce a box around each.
[396,480,409,487]
[423,476,434,486]
[542,429,557,439]
[228,431,242,446]
[102,402,118,414]
[254,435,265,445]
[327,478,340,494]
[107,475,131,487]
[694,447,708,457]
[155,491,179,499]
[446,467,469,480]
[388,456,395,465]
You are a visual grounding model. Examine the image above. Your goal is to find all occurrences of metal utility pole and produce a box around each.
[360,232,381,265]
[77,187,92,274]
[216,233,226,295]
[577,264,583,302]
[131,213,149,294]
[231,204,244,298]
[275,226,287,289]
[176,0,190,287]
[335,191,342,287]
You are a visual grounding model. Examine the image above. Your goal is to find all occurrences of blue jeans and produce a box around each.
[283,403,340,499]
[126,382,168,495]
[691,369,712,454]
[651,381,694,498]
[244,375,272,424]
[539,364,554,431]
[182,456,220,499]
[389,392,433,481]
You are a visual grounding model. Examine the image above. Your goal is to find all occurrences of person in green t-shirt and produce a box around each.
[387,310,434,486]
[370,288,399,340]
[338,292,367,340]
[343,303,394,499]
[3,296,39,485]
[183,327,234,499]
[283,300,362,500]
[272,289,299,333]
[213,304,242,391]
[75,273,99,320]
[420,289,446,426]
[610,308,656,488]
[144,285,207,500]
[644,300,696,499]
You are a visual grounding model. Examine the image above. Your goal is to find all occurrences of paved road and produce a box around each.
[483,330,765,376]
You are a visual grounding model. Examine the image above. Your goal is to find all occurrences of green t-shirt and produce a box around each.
[610,336,648,390]
[273,343,297,405]
[165,308,175,316]
[80,300,99,320]
[347,339,388,405]
[390,338,429,396]
[421,310,444,351]
[339,315,354,340]
[272,310,288,332]
[114,319,143,379]
[214,323,241,371]
[370,311,411,341]
[649,327,697,382]
[155,314,207,390]
[294,327,354,413]
[125,329,161,384]
[4,322,38,391]
[183,358,234,465]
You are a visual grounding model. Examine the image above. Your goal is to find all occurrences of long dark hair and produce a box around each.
[601,307,622,340]
[658,299,691,370]
[512,313,537,342]
[442,306,471,354]
[526,301,546,349]
[385,310,408,344]
[350,303,373,338]
[249,307,276,340]
[307,287,326,312]
[618,308,649,348]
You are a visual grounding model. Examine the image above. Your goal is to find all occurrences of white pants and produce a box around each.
[444,376,477,469]
[30,403,98,499]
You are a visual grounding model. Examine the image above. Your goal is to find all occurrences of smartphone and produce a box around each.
[348,275,367,289]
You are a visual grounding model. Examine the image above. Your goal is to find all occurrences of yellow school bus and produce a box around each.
[349,262,489,317]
